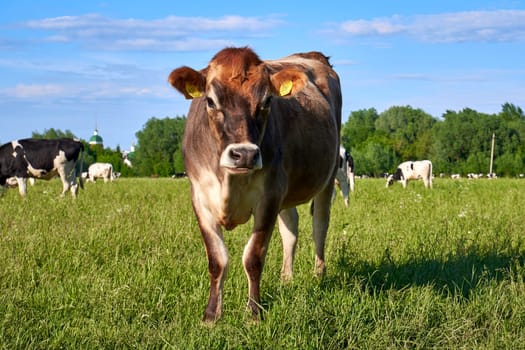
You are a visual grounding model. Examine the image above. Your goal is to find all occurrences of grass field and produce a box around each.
[1,177,524,349]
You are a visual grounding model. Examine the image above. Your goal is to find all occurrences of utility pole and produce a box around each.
[489,132,495,175]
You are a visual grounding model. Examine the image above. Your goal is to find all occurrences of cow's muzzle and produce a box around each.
[220,143,262,171]
[386,175,394,187]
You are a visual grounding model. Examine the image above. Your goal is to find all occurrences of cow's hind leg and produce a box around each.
[348,171,355,192]
[278,207,299,281]
[311,185,333,276]
[339,178,350,206]
[57,167,70,197]
[65,162,79,198]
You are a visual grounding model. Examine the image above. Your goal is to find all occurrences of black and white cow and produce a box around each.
[333,146,355,206]
[386,160,433,189]
[0,138,84,197]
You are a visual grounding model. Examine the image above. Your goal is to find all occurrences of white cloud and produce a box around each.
[340,17,406,36]
[21,14,285,51]
[3,84,66,98]
[0,81,171,101]
[326,10,525,43]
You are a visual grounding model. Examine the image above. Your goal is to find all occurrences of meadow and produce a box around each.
[1,177,524,349]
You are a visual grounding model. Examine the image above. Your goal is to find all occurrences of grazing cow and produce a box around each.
[386,160,433,189]
[333,145,355,206]
[467,173,484,179]
[0,138,84,197]
[168,47,341,323]
[87,162,115,183]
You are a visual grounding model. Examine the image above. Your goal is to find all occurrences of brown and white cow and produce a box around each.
[386,160,433,189]
[168,47,342,323]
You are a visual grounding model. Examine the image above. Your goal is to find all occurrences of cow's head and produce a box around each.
[386,168,404,187]
[168,47,308,174]
[385,174,395,187]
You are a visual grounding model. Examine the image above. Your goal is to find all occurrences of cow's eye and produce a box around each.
[261,96,273,110]
[206,97,216,109]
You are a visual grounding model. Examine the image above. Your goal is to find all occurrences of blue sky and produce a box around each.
[1,1,524,149]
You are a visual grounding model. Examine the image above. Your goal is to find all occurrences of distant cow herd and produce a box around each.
[0,136,499,199]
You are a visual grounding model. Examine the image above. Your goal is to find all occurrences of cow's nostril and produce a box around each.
[220,144,262,170]
[230,149,242,161]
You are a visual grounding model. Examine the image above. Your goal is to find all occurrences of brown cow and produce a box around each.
[168,47,342,323]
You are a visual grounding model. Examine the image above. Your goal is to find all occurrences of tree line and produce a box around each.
[342,103,524,177]
[18,102,524,178]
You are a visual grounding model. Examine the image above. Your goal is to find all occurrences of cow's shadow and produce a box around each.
[260,241,524,314]
[321,242,524,299]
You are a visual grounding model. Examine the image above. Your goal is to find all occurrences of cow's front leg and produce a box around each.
[243,226,274,321]
[16,177,28,197]
[200,221,228,324]
[278,207,299,281]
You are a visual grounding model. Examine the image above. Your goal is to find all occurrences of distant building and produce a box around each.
[89,129,104,147]
[122,144,135,167]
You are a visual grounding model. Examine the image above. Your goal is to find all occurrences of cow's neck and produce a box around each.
[217,171,261,230]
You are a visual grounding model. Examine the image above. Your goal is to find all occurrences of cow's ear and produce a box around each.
[168,67,206,99]
[270,68,308,97]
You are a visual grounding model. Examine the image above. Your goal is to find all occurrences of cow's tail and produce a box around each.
[78,142,84,190]
[429,161,433,188]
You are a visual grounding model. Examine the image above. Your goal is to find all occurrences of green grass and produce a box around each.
[1,177,524,349]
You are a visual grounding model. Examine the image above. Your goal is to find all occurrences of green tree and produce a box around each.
[499,103,525,174]
[32,128,77,139]
[341,108,379,150]
[353,140,399,177]
[375,106,436,160]
[463,151,489,174]
[496,152,523,177]
[431,109,494,174]
[134,116,186,177]
[500,102,524,122]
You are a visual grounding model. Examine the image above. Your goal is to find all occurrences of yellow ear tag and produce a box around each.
[279,80,293,96]
[185,82,203,98]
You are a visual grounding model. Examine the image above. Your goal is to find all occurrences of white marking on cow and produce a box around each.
[333,146,354,206]
[11,140,22,158]
[25,156,51,178]
[11,140,21,149]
